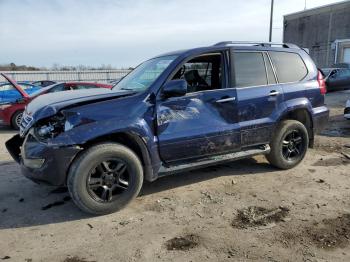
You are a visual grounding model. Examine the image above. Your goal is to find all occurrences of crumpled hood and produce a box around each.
[26,88,136,121]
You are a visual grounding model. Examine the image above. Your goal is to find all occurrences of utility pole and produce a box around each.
[269,0,274,42]
[304,0,307,10]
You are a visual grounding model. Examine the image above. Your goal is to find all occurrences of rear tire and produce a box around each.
[67,142,143,215]
[266,120,309,169]
[11,110,24,130]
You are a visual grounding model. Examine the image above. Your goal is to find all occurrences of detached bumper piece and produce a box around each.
[5,134,24,163]
[6,132,81,186]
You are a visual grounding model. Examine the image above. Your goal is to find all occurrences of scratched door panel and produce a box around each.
[156,88,240,163]
[232,51,284,147]
[236,84,284,146]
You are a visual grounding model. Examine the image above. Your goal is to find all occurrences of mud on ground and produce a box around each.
[0,90,349,262]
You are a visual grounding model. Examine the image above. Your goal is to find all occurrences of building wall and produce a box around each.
[283,1,350,68]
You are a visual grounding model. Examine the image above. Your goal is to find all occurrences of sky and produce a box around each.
[0,0,347,68]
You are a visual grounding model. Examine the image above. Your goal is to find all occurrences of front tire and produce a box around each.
[67,143,143,215]
[266,120,309,169]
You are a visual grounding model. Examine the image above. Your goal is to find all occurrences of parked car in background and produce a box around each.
[345,99,350,119]
[0,81,40,105]
[31,80,57,87]
[321,68,350,91]
[0,73,112,129]
[18,82,41,91]
[6,41,329,215]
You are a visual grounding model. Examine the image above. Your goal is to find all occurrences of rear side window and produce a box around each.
[269,51,307,83]
[233,52,267,87]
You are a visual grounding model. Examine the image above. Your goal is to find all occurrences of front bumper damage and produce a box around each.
[6,132,81,186]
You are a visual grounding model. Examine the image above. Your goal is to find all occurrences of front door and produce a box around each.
[156,52,241,163]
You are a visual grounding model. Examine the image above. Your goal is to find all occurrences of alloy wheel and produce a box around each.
[15,112,23,129]
[87,158,130,202]
[281,129,306,161]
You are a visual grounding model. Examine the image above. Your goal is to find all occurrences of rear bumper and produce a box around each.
[312,106,329,134]
[6,133,81,186]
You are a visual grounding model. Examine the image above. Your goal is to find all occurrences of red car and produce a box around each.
[0,73,112,130]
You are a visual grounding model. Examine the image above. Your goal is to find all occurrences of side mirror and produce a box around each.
[162,79,187,98]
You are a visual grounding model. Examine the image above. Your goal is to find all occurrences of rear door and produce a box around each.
[233,51,284,147]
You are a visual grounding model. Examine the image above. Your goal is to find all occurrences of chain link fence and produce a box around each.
[0,70,132,83]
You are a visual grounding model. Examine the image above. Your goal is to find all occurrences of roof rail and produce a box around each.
[213,41,300,49]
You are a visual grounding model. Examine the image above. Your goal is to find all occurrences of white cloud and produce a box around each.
[0,0,345,67]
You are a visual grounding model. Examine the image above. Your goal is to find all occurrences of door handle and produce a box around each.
[216,97,236,103]
[269,90,280,96]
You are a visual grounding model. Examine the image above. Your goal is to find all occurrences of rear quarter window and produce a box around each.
[269,51,308,83]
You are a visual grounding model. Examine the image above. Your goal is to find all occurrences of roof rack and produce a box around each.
[213,41,300,49]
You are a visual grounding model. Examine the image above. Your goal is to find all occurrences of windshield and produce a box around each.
[113,55,177,92]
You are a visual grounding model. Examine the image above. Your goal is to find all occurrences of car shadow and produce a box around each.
[0,157,277,230]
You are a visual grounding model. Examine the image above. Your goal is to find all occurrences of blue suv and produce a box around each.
[6,42,329,214]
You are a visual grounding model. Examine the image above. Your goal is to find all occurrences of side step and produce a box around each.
[158,145,270,176]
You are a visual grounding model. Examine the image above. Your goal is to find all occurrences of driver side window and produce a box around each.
[172,53,223,93]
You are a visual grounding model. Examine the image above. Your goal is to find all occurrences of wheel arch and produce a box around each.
[69,131,154,182]
[279,108,314,147]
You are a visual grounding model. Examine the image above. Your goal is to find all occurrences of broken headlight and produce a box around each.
[34,111,84,140]
[34,114,65,139]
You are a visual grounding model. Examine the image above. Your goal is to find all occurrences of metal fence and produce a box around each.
[0,70,132,83]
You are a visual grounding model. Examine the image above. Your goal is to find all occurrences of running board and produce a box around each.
[158,145,270,176]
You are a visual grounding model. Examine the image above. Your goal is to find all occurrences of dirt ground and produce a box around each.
[0,90,349,262]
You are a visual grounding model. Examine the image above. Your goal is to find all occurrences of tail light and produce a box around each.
[317,71,327,95]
